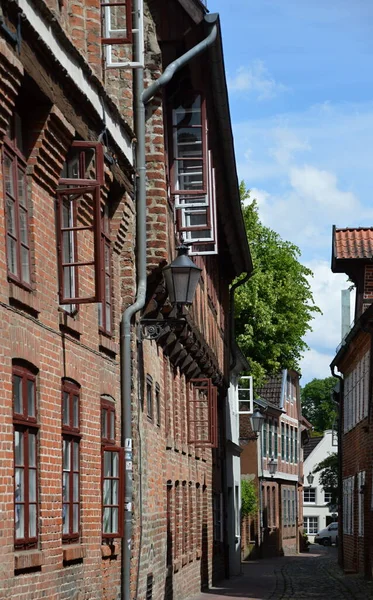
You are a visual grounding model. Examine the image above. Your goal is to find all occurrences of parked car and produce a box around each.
[314,522,338,546]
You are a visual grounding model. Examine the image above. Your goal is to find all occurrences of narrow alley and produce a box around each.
[195,547,373,600]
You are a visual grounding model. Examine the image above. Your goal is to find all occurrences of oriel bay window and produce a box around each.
[3,113,31,287]
[62,380,81,542]
[57,142,104,306]
[101,398,124,538]
[13,364,39,549]
[171,94,217,255]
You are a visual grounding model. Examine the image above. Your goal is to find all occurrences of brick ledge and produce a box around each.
[63,544,86,563]
[14,549,43,571]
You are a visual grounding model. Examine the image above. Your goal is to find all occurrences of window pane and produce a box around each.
[105,302,111,330]
[112,508,118,533]
[112,451,119,477]
[29,468,37,502]
[103,479,111,505]
[17,168,27,208]
[14,430,24,465]
[176,128,202,159]
[176,159,203,191]
[62,504,69,533]
[104,451,111,477]
[21,245,30,284]
[7,236,18,276]
[29,504,36,538]
[105,5,129,38]
[73,504,79,532]
[112,479,118,505]
[63,438,71,471]
[98,303,103,327]
[27,379,35,418]
[15,504,24,539]
[14,375,22,414]
[63,391,69,425]
[6,196,16,235]
[73,441,79,471]
[63,471,69,502]
[73,473,79,502]
[4,155,15,196]
[15,467,24,501]
[101,408,107,439]
[103,507,111,533]
[73,395,79,428]
[110,411,115,440]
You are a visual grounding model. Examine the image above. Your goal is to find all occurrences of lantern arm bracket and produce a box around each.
[139,316,188,341]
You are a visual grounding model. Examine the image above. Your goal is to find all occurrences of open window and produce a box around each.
[171,96,218,256]
[187,378,218,448]
[57,141,104,305]
[101,0,144,68]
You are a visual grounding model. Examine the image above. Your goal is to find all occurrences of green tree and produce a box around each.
[241,479,258,518]
[313,453,338,505]
[301,377,338,435]
[235,183,320,387]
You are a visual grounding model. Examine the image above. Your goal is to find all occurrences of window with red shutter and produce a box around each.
[57,141,104,305]
[187,378,218,448]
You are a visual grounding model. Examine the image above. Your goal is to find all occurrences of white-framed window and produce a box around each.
[304,516,318,535]
[343,476,354,535]
[324,491,332,504]
[304,488,316,503]
[358,471,365,537]
[344,350,369,432]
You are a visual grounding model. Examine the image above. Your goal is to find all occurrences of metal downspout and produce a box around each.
[121,12,220,600]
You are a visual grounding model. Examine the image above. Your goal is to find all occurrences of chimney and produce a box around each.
[341,288,351,340]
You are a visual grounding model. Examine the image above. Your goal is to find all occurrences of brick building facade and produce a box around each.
[0,1,252,599]
[240,370,307,557]
[331,226,373,577]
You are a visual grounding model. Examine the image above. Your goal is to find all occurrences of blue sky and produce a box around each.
[210,0,373,384]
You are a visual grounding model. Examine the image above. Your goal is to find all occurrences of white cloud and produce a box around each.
[300,348,335,385]
[228,60,288,100]
[300,260,355,383]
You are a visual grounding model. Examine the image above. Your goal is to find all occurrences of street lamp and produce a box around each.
[141,245,202,340]
[268,456,277,478]
[163,245,202,306]
[251,408,265,436]
[306,473,314,487]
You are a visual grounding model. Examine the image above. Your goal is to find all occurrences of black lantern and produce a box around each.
[163,245,202,306]
[251,408,265,435]
[306,473,314,487]
[268,456,277,477]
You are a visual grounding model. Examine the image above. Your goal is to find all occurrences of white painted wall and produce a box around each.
[226,373,242,576]
[303,430,338,541]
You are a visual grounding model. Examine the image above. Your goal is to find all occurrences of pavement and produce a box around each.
[194,545,373,599]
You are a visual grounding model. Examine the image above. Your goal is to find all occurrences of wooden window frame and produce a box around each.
[98,204,113,335]
[155,383,161,427]
[281,422,285,460]
[101,0,133,45]
[187,378,218,448]
[57,141,104,306]
[146,375,153,421]
[61,380,81,543]
[13,365,39,550]
[102,446,124,539]
[101,398,116,444]
[3,116,32,290]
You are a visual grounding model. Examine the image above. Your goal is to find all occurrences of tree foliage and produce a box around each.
[301,377,338,435]
[313,453,338,505]
[241,479,258,518]
[235,183,320,387]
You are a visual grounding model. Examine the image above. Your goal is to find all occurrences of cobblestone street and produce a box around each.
[195,546,373,600]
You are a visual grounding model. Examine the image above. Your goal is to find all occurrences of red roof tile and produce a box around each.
[334,227,373,260]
